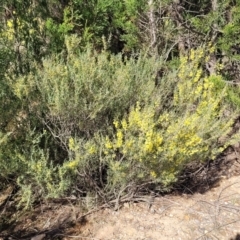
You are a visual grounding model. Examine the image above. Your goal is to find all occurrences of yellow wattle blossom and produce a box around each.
[121,119,128,130]
[105,137,113,149]
[217,63,224,71]
[158,113,169,123]
[150,171,157,178]
[205,55,210,62]
[184,118,191,126]
[185,134,202,147]
[144,139,154,153]
[209,46,215,54]
[29,28,35,35]
[4,20,15,41]
[193,69,202,83]
[68,137,75,151]
[88,145,97,154]
[155,135,163,145]
[34,161,43,173]
[125,139,134,149]
[128,102,141,127]
[65,159,78,169]
[195,85,203,95]
[116,129,123,148]
[113,119,119,128]
[7,20,13,28]
[189,49,195,61]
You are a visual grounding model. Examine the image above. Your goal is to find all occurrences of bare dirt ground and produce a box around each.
[1,146,240,240]
[80,176,240,240]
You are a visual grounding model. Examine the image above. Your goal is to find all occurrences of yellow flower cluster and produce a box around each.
[87,145,97,155]
[68,137,75,151]
[4,19,15,41]
[193,69,202,83]
[144,130,163,153]
[150,171,157,178]
[33,161,43,174]
[103,103,165,180]
[64,159,79,169]
[2,18,27,42]
[100,45,234,186]
[166,114,204,159]
[116,129,123,148]
[175,46,225,113]
[105,136,112,149]
[103,90,217,183]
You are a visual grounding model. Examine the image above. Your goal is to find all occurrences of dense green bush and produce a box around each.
[1,42,240,208]
[32,35,162,149]
[60,47,240,199]
[1,36,164,205]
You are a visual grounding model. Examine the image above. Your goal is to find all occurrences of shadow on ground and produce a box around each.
[173,145,240,195]
[230,233,240,240]
[0,202,88,240]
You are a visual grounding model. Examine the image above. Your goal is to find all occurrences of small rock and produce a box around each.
[226,153,237,161]
[233,142,240,149]
[124,202,130,208]
[31,234,46,240]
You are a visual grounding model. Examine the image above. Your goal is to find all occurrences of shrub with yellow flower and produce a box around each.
[100,46,240,189]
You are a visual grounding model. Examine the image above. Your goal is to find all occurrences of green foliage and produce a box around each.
[0,129,73,208]
[219,4,240,61]
[65,0,146,52]
[64,47,240,196]
[67,0,119,49]
[0,1,46,73]
[0,132,20,177]
[31,36,162,147]
[0,38,163,204]
[202,64,240,109]
[227,86,240,108]
[16,139,71,202]
[101,48,239,189]
[45,6,74,53]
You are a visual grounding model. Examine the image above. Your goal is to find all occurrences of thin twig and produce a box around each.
[195,218,240,240]
[218,181,240,203]
[54,234,100,239]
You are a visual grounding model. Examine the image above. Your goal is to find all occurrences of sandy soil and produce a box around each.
[74,175,240,240]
